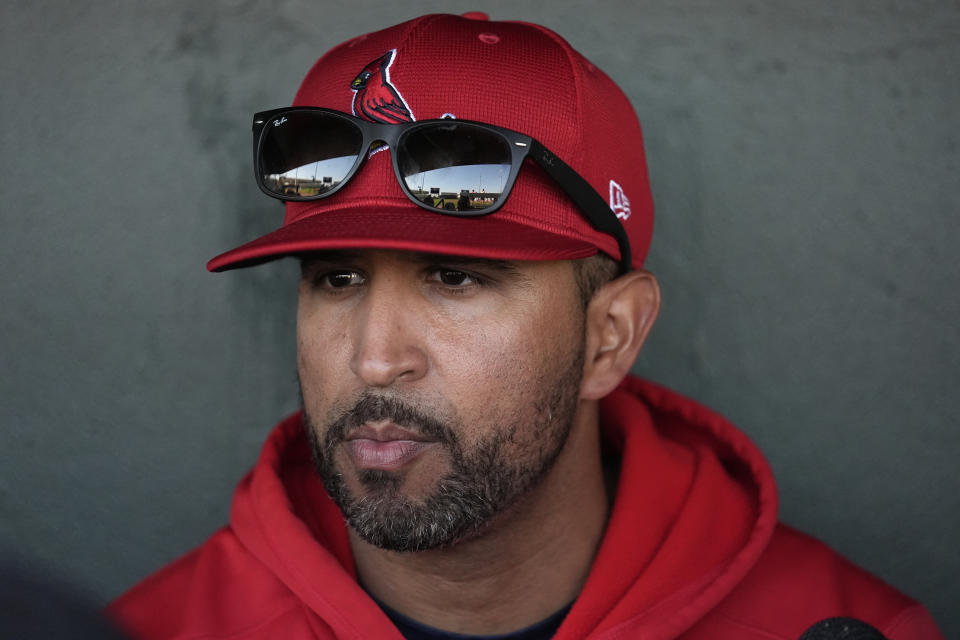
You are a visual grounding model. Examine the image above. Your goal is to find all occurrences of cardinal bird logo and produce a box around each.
[350,49,415,123]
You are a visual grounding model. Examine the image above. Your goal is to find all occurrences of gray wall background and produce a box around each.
[1,0,957,635]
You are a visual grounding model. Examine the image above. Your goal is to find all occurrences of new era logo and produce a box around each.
[609,180,631,220]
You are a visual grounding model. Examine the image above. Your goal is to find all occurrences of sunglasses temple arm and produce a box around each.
[528,141,632,274]
[252,125,261,185]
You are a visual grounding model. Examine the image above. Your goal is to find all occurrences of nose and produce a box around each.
[349,277,429,387]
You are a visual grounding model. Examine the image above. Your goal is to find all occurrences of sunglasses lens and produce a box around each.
[258,111,362,198]
[398,123,512,213]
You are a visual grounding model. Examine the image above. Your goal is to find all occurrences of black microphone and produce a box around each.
[799,617,888,640]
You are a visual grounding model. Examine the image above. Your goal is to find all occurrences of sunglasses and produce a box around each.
[252,107,631,274]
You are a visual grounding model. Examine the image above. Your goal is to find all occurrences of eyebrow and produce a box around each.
[299,250,531,283]
[409,252,524,274]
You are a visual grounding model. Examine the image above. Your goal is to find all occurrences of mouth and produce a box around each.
[346,422,432,443]
[344,422,438,470]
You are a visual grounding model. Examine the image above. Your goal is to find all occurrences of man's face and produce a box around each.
[298,250,587,552]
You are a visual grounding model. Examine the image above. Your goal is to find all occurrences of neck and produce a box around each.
[350,401,609,636]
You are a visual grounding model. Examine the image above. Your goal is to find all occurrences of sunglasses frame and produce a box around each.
[252,107,631,274]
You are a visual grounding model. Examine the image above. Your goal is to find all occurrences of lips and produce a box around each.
[346,423,432,443]
[344,422,437,470]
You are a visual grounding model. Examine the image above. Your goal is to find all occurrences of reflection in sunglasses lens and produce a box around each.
[399,123,511,213]
[259,112,362,197]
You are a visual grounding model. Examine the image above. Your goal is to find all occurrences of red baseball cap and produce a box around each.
[207,13,654,272]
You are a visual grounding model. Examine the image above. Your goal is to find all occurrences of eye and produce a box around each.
[320,270,365,289]
[442,270,470,286]
[435,269,474,286]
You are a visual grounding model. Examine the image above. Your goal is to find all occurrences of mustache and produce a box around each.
[324,393,457,446]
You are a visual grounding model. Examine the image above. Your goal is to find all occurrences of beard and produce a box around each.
[302,345,585,553]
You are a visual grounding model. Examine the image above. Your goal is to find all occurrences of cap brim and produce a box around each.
[207,202,599,272]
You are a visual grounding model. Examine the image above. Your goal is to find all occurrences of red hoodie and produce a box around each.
[108,377,943,639]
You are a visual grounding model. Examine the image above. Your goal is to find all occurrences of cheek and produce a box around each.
[297,305,353,418]
[433,296,582,434]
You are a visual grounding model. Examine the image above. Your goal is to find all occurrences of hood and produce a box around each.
[228,376,778,639]
[564,377,778,639]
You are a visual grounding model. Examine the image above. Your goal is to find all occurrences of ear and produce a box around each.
[580,270,660,400]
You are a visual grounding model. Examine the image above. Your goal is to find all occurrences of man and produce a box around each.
[109,13,943,640]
